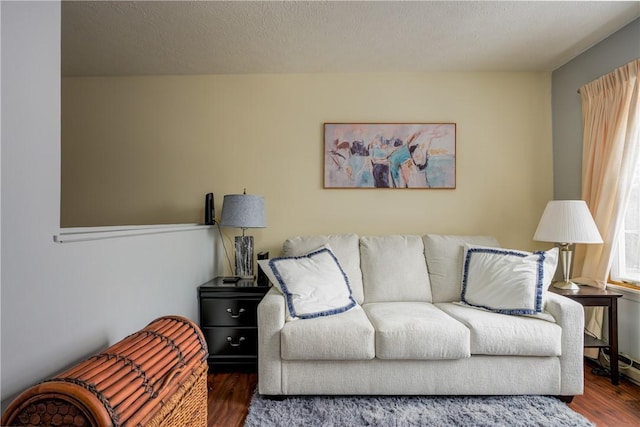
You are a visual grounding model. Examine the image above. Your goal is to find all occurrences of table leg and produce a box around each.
[609,300,619,385]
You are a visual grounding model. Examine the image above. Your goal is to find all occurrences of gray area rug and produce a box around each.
[244,393,594,427]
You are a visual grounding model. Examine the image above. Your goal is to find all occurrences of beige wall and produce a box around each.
[62,72,553,256]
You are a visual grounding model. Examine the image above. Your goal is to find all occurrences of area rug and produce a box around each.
[244,393,594,427]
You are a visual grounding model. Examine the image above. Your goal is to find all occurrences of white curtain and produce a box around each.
[573,59,640,347]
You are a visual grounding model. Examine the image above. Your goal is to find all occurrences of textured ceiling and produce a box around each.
[61,1,640,76]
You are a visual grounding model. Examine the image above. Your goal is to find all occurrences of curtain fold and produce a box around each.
[573,59,640,346]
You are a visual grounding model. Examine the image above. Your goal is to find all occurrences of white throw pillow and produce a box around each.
[257,245,357,320]
[423,234,501,303]
[283,234,364,304]
[461,245,559,315]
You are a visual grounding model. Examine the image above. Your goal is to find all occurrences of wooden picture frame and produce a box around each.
[324,123,456,189]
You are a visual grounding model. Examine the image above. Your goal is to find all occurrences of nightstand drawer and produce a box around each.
[200,297,260,327]
[204,327,258,357]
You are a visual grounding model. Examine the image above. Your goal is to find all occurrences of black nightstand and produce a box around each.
[549,285,623,385]
[198,277,270,371]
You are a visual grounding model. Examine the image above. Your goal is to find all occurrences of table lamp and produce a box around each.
[220,191,266,279]
[533,200,603,290]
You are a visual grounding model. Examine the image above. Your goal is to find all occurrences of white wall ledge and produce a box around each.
[608,283,640,303]
[54,223,214,243]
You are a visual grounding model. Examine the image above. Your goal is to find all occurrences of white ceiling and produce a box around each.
[61,1,640,77]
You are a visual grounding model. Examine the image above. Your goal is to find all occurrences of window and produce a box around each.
[611,157,640,286]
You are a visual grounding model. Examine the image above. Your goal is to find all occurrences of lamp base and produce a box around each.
[552,280,580,291]
[234,235,254,279]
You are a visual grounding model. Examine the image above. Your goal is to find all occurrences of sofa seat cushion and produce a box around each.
[363,302,470,360]
[360,235,432,303]
[435,303,562,356]
[281,307,375,360]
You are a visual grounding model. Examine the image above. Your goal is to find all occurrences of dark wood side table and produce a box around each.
[198,277,270,371]
[549,285,623,385]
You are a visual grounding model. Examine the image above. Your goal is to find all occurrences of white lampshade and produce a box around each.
[220,194,266,229]
[533,200,602,244]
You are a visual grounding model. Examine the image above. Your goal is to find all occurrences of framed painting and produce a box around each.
[324,123,456,189]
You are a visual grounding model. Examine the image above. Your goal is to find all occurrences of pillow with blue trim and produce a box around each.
[257,245,357,320]
[461,245,558,315]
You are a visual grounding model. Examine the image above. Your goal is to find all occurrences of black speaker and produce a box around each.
[257,251,269,286]
[204,193,214,225]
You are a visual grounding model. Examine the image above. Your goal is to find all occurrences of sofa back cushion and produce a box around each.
[423,234,500,303]
[360,235,432,303]
[283,234,364,303]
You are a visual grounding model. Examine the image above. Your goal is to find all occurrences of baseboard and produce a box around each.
[598,349,640,386]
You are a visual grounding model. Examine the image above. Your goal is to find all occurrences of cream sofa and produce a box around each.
[257,234,584,399]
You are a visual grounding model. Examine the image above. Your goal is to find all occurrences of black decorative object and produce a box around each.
[205,193,215,225]
[257,252,269,286]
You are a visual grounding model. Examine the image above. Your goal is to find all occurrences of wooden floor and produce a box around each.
[207,359,640,427]
[570,360,640,426]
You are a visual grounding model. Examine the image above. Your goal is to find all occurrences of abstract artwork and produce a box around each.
[324,123,456,189]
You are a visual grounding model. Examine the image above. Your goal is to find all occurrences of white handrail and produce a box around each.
[53,223,214,243]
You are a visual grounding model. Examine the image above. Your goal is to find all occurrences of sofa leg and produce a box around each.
[263,395,286,401]
[556,395,574,403]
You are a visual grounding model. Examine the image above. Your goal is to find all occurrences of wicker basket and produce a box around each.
[1,315,209,427]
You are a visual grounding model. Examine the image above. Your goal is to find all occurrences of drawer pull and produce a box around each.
[226,307,246,319]
[227,336,246,347]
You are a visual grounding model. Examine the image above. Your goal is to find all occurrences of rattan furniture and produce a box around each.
[1,315,208,427]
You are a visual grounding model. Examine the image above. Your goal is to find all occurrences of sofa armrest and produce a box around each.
[257,287,286,395]
[544,292,585,396]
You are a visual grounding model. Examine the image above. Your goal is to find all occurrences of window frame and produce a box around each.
[610,156,640,289]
